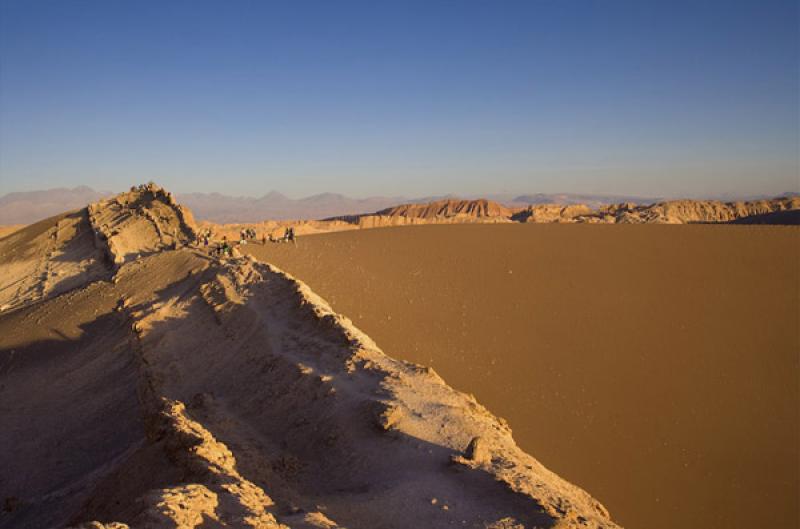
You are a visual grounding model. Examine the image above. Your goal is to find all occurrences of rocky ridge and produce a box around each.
[0,185,621,529]
[0,184,198,314]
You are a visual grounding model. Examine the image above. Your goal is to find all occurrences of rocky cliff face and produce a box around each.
[376,199,515,220]
[602,196,800,224]
[335,196,800,227]
[380,196,800,225]
[510,196,800,224]
[511,204,596,223]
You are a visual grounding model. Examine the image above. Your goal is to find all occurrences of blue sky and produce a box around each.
[0,0,797,198]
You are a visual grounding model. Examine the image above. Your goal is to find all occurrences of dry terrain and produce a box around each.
[243,223,800,529]
[0,186,619,529]
[199,195,799,245]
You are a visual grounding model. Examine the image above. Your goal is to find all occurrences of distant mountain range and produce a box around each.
[0,187,409,224]
[506,193,658,208]
[0,186,795,224]
[176,191,417,223]
[0,186,112,225]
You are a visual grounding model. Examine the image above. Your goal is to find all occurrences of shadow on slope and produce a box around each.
[728,209,800,225]
[0,296,140,529]
[0,210,111,314]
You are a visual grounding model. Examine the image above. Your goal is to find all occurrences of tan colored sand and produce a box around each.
[243,223,800,529]
[0,211,109,312]
[0,189,619,529]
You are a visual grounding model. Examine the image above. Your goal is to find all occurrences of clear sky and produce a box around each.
[0,0,797,199]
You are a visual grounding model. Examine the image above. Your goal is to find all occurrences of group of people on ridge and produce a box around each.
[240,227,257,242]
[201,226,297,259]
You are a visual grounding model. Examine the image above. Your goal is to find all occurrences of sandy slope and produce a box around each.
[243,224,800,529]
[0,211,110,312]
[0,185,199,314]
[0,188,620,529]
[0,265,146,528]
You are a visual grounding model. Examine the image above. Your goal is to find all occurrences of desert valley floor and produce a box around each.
[243,223,800,529]
[1,194,797,529]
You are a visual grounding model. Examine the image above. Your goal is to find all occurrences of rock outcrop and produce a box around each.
[0,183,201,314]
[599,196,800,224]
[88,183,199,266]
[511,204,596,223]
[376,199,515,220]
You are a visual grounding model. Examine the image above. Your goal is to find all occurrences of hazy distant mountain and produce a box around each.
[176,191,414,223]
[0,186,112,224]
[508,193,657,208]
[0,187,411,224]
[2,186,790,225]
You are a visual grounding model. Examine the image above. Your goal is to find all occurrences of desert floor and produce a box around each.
[0,207,619,529]
[244,223,800,529]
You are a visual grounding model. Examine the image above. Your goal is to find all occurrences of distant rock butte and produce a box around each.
[0,185,622,529]
[376,198,515,219]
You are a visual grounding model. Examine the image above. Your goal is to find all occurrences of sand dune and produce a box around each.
[242,224,800,529]
[0,186,620,528]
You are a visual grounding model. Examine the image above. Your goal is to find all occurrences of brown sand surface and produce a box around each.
[0,271,146,528]
[244,223,800,529]
[0,187,621,528]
